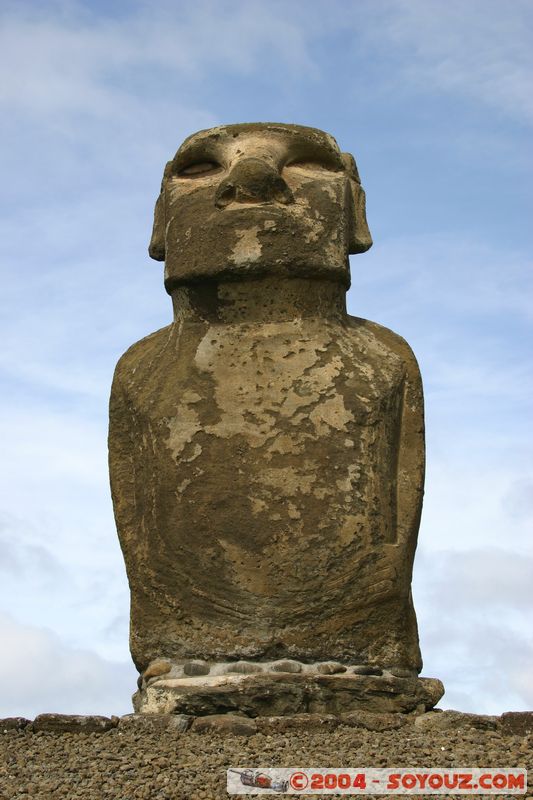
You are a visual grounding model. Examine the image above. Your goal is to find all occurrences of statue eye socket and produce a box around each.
[179,161,221,176]
[284,159,339,172]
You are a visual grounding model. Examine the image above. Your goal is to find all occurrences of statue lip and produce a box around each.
[217,202,288,214]
[213,205,302,229]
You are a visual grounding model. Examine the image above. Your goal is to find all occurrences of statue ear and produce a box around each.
[148,161,172,262]
[341,152,373,254]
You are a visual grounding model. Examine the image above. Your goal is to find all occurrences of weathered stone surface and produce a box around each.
[256,713,340,733]
[316,662,347,675]
[119,713,191,733]
[389,666,417,678]
[500,711,533,735]
[109,122,437,713]
[226,661,263,674]
[183,659,210,677]
[3,718,527,796]
[339,710,410,731]
[191,714,257,736]
[270,659,302,673]
[352,665,383,676]
[147,124,372,286]
[0,717,31,731]
[143,658,172,680]
[414,710,499,731]
[33,714,117,733]
[134,673,444,717]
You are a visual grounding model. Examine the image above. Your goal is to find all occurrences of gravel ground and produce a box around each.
[0,721,531,800]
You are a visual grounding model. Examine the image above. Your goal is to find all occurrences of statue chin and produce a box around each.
[109,123,443,717]
[162,181,352,290]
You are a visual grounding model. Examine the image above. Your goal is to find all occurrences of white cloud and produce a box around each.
[421,459,532,556]
[356,0,533,125]
[0,612,135,718]
[417,548,533,614]
[0,1,314,122]
[0,410,131,663]
[350,229,533,712]
[415,548,533,712]
[0,513,65,580]
[352,234,533,325]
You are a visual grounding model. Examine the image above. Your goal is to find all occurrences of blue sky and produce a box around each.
[0,0,532,718]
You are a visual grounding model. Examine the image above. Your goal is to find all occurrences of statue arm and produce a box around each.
[357,319,425,552]
[108,367,137,559]
[395,346,425,555]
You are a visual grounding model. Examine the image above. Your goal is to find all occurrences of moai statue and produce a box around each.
[109,123,443,716]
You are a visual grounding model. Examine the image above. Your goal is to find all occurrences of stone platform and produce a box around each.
[3,710,530,799]
[3,708,531,737]
[133,668,444,717]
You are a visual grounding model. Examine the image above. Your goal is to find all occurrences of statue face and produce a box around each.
[150,124,371,290]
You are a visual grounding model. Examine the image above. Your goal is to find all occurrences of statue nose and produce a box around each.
[215,157,294,208]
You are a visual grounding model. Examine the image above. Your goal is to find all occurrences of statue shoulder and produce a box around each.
[346,315,421,375]
[112,324,173,384]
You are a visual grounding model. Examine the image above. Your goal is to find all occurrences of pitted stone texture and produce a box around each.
[119,713,191,733]
[148,123,372,288]
[183,659,210,677]
[270,659,302,673]
[225,661,263,675]
[191,714,257,736]
[32,714,118,733]
[352,665,383,676]
[133,673,444,717]
[414,710,499,731]
[339,710,410,731]
[389,666,418,678]
[0,717,31,731]
[137,659,427,689]
[2,714,528,798]
[501,711,533,735]
[111,296,425,671]
[143,658,172,680]
[110,123,432,713]
[316,662,347,675]
[256,713,340,733]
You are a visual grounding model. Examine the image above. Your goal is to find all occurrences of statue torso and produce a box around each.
[113,314,409,647]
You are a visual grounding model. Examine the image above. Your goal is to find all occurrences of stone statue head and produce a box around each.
[149,123,372,292]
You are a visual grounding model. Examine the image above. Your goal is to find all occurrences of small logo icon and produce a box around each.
[229,769,289,792]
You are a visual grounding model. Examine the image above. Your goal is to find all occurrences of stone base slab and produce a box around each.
[132,672,444,717]
[139,657,416,688]
[4,709,532,737]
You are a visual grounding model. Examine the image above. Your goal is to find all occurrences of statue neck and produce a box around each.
[171,277,347,325]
